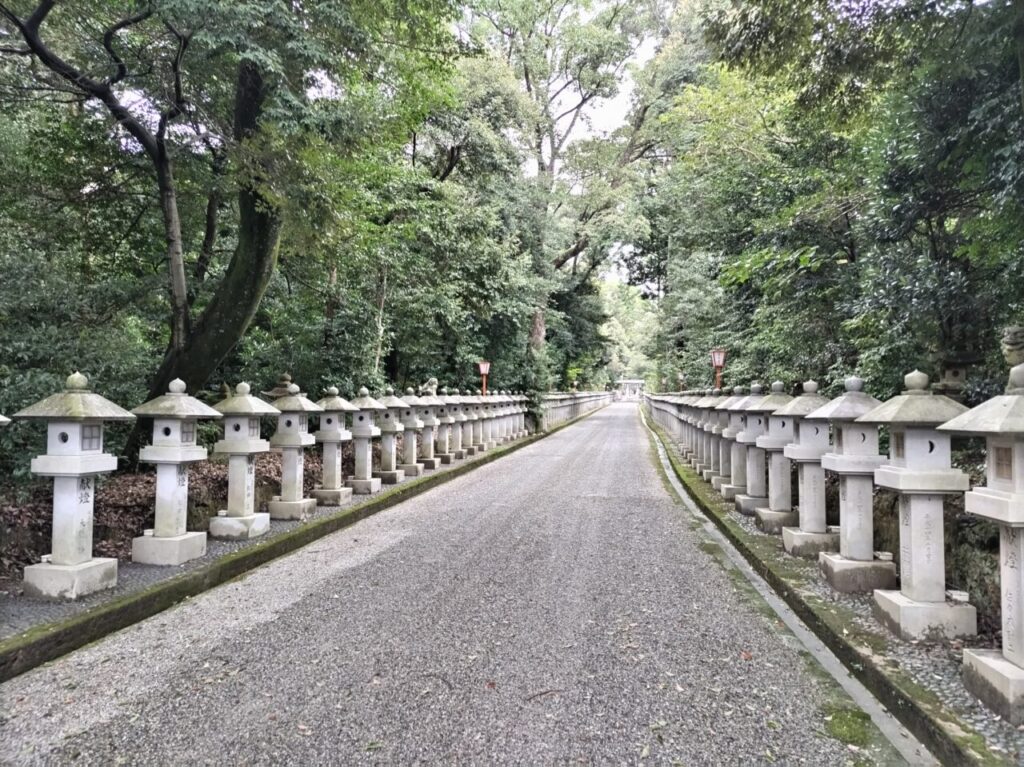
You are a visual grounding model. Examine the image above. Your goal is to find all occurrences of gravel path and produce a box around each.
[1,404,873,765]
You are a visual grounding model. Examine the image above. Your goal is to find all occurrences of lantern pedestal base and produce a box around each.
[735,493,767,515]
[465,446,479,456]
[454,449,468,459]
[754,508,796,535]
[720,483,745,501]
[439,453,455,465]
[399,463,424,477]
[23,558,117,600]
[347,478,381,495]
[312,487,353,506]
[782,527,838,559]
[209,513,270,540]
[421,457,442,470]
[819,552,897,593]
[132,531,206,566]
[963,649,1024,725]
[268,497,316,520]
[373,469,405,485]
[701,468,715,482]
[873,590,977,641]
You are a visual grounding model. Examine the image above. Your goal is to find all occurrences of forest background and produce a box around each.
[2,0,1024,483]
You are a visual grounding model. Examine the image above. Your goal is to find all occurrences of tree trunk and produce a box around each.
[143,59,282,399]
[156,157,190,351]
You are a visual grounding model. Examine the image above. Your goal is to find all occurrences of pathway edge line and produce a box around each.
[0,405,608,684]
[645,417,1005,767]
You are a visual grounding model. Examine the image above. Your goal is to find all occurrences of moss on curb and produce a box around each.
[0,406,608,684]
[645,415,1012,767]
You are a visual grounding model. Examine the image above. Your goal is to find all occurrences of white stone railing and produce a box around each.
[644,363,1024,724]
[538,391,613,430]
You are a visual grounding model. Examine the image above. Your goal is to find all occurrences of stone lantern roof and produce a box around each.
[214,382,281,416]
[272,383,323,414]
[804,377,881,422]
[460,391,481,405]
[15,372,135,422]
[715,386,746,411]
[316,386,360,413]
[0,413,9,426]
[939,364,1024,435]
[401,388,423,407]
[441,387,462,406]
[132,378,222,420]
[728,382,765,412]
[773,381,830,418]
[858,371,967,426]
[262,372,296,399]
[349,387,386,411]
[419,390,445,407]
[378,387,409,410]
[747,381,792,413]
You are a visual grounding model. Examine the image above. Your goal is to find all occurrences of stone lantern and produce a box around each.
[347,387,385,494]
[734,383,770,515]
[475,390,489,451]
[262,372,295,400]
[691,390,714,475]
[720,387,750,500]
[449,388,469,460]
[130,379,222,565]
[807,377,896,593]
[711,387,743,491]
[374,387,407,484]
[753,382,796,533]
[209,383,279,540]
[939,363,1024,721]
[435,387,456,464]
[779,382,837,558]
[857,370,974,640]
[398,388,426,477]
[14,372,135,599]
[701,389,727,482]
[462,390,481,456]
[417,387,443,469]
[481,392,497,450]
[312,386,358,506]
[267,383,322,519]
[517,392,529,438]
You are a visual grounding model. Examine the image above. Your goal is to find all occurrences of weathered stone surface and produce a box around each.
[819,551,897,593]
[23,558,117,601]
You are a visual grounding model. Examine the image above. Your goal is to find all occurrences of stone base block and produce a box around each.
[312,487,353,506]
[485,441,497,450]
[454,449,467,459]
[819,552,898,593]
[209,512,270,540]
[23,558,117,600]
[963,649,1024,725]
[711,476,725,491]
[373,469,405,485]
[701,469,716,482]
[422,458,442,470]
[439,454,455,465]
[132,531,206,566]
[782,527,838,559]
[465,446,479,456]
[754,508,797,535]
[267,497,317,520]
[872,590,977,641]
[399,463,424,477]
[721,483,745,501]
[347,477,382,495]
[735,494,768,516]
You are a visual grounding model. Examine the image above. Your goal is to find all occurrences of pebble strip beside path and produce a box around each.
[0,403,890,765]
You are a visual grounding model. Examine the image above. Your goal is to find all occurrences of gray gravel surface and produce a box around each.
[1,404,862,765]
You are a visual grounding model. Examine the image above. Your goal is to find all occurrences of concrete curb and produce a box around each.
[0,406,608,684]
[646,418,1006,767]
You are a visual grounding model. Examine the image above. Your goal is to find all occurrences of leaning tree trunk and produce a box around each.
[127,60,282,461]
